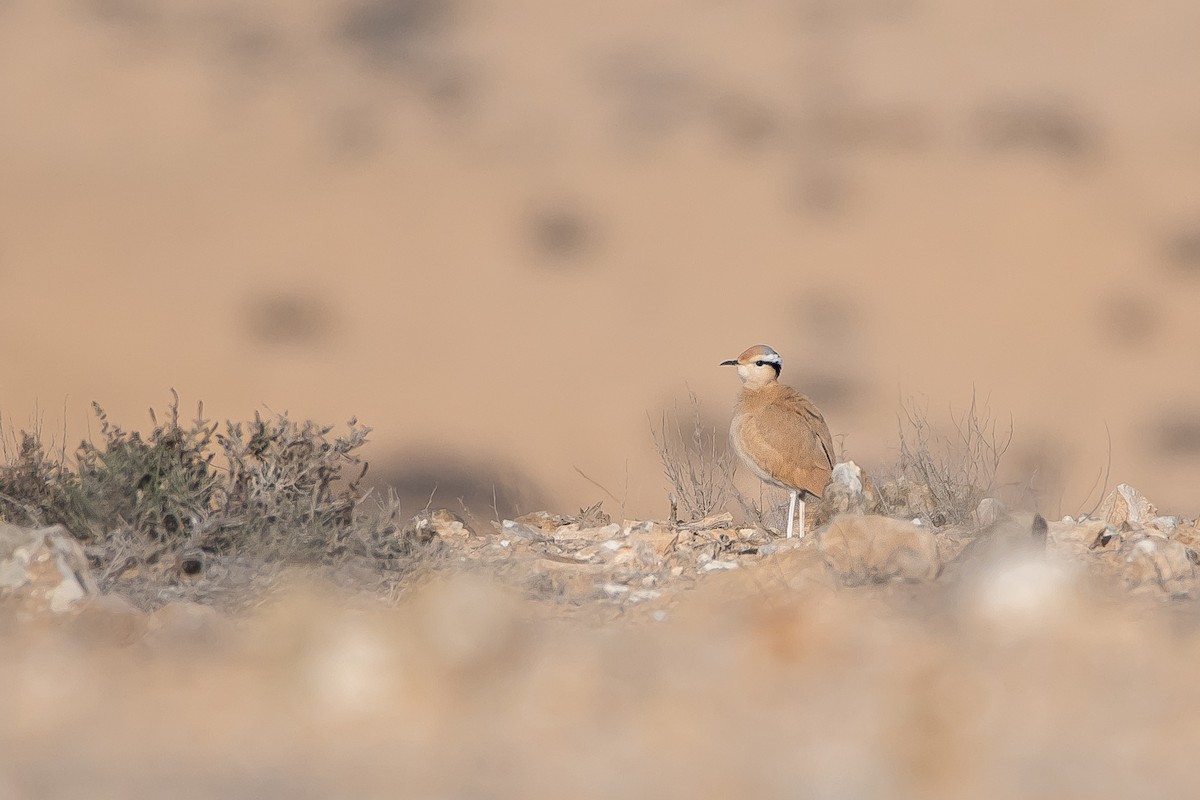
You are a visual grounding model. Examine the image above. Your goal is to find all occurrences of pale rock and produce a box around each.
[814,461,880,525]
[501,519,544,540]
[818,514,941,585]
[702,560,739,572]
[1124,536,1196,597]
[403,509,474,544]
[973,498,1007,529]
[550,522,622,543]
[1146,516,1181,535]
[0,523,96,616]
[1098,484,1158,529]
[831,460,864,494]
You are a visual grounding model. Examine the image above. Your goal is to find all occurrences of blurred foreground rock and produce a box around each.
[0,521,243,645]
[69,593,147,646]
[145,600,233,648]
[1123,536,1196,597]
[948,507,1048,570]
[0,523,96,615]
[818,514,941,585]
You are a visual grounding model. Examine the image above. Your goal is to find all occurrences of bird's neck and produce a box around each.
[740,378,778,395]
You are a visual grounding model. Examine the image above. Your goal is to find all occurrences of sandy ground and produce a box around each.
[6,528,1200,800]
[2,2,1200,518]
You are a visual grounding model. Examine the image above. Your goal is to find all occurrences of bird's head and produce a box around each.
[721,344,782,388]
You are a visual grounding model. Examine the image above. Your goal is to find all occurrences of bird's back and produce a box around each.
[732,383,835,497]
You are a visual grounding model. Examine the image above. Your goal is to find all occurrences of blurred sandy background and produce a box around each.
[3,0,1200,519]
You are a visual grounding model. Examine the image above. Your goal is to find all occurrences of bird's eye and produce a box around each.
[755,360,765,366]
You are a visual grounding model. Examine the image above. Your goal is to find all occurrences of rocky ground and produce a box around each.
[3,468,1200,799]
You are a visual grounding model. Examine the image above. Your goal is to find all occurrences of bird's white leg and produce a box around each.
[786,489,798,539]
[797,496,806,538]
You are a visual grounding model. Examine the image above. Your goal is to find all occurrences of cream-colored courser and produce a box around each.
[721,344,835,538]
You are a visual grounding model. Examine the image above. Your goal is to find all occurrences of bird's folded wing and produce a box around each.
[747,395,835,495]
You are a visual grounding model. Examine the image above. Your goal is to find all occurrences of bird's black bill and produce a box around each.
[720,359,738,366]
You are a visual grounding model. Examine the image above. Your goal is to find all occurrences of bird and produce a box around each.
[721,344,835,538]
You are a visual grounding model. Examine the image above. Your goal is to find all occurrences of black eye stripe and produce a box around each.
[749,359,781,375]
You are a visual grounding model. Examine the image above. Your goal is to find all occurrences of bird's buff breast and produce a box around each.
[729,414,786,488]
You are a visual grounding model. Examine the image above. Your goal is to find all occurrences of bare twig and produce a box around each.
[573,465,622,506]
[891,390,1013,525]
[1080,422,1113,519]
[651,391,737,522]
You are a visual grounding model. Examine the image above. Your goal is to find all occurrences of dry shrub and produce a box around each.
[651,392,738,522]
[881,392,1013,526]
[71,398,223,544]
[0,392,436,607]
[0,426,76,528]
